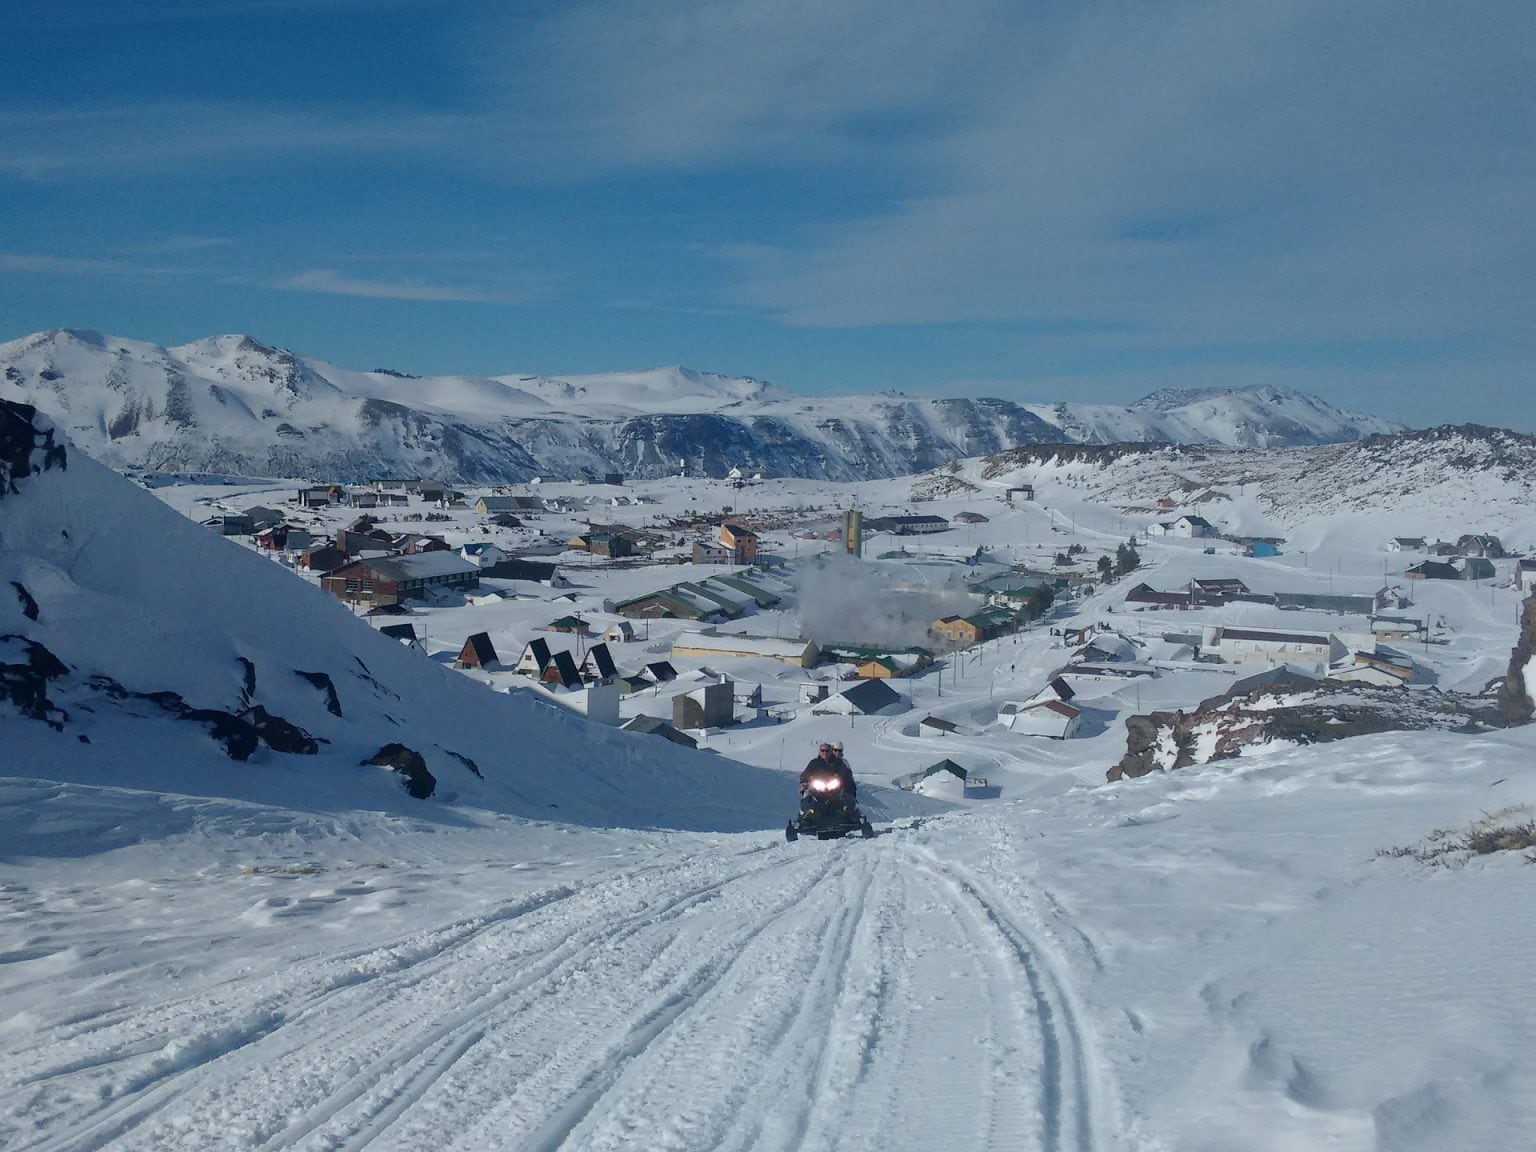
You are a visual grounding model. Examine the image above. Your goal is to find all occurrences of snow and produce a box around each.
[5,398,1536,1150]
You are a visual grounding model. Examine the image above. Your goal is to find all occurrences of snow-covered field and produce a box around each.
[4,407,1535,1150]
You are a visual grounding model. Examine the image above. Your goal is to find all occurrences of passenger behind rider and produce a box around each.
[800,742,857,801]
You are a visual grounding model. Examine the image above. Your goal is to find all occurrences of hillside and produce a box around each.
[1,329,1398,483]
[0,398,790,831]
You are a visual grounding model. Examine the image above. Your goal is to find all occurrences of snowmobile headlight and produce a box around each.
[811,777,839,791]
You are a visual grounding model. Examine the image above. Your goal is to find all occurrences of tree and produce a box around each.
[1115,541,1141,576]
[1097,555,1114,580]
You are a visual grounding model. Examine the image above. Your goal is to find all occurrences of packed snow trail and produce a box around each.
[1,833,1107,1152]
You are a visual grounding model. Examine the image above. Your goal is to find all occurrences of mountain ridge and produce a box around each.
[2,328,1403,483]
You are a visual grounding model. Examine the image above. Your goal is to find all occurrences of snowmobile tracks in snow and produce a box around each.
[2,839,1111,1152]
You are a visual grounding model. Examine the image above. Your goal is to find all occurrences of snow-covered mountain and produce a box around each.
[0,329,1400,483]
[0,397,789,830]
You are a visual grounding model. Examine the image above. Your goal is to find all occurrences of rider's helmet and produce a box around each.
[830,741,844,755]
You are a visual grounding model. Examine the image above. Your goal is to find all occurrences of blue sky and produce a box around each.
[3,0,1533,429]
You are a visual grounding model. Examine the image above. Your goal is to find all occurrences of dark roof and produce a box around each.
[644,661,678,682]
[581,643,618,680]
[545,649,582,689]
[457,632,499,668]
[839,679,900,712]
[520,637,552,671]
[484,558,558,582]
[379,623,418,642]
[920,715,959,732]
[922,759,967,780]
[620,715,697,748]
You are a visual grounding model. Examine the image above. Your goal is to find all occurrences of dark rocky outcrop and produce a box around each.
[1109,677,1510,783]
[362,743,436,799]
[295,669,343,716]
[1496,594,1536,726]
[0,635,69,729]
[11,581,39,622]
[240,705,319,755]
[443,748,484,779]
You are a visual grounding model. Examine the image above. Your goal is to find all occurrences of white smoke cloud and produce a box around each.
[793,551,978,649]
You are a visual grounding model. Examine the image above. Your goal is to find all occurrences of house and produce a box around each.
[855,655,927,679]
[541,650,583,690]
[670,632,821,668]
[641,661,678,684]
[798,682,830,704]
[1516,558,1536,590]
[459,542,507,568]
[602,472,625,486]
[1371,615,1425,640]
[612,591,714,621]
[673,682,735,729]
[1273,592,1375,614]
[254,523,315,552]
[953,511,990,524]
[1455,534,1505,558]
[483,558,562,585]
[299,543,348,573]
[602,621,636,644]
[320,552,480,608]
[1454,556,1496,581]
[813,679,909,716]
[1190,577,1250,605]
[486,512,523,529]
[548,615,590,634]
[719,522,759,563]
[393,533,450,555]
[913,760,968,801]
[296,486,334,508]
[931,608,1015,645]
[620,715,697,749]
[583,679,622,726]
[455,632,501,672]
[348,490,379,509]
[515,638,553,678]
[711,574,784,608]
[204,513,254,536]
[475,495,521,514]
[1125,582,1192,609]
[1001,698,1083,738]
[1387,537,1427,552]
[588,532,634,559]
[692,541,734,565]
[864,514,949,535]
[1199,625,1339,665]
[335,525,395,556]
[578,643,619,683]
[378,622,425,653]
[243,506,286,531]
[919,715,961,738]
[1404,560,1459,581]
[1328,650,1415,688]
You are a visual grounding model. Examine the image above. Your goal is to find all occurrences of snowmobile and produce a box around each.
[786,772,875,841]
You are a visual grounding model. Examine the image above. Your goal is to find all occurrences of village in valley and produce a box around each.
[158,455,1533,801]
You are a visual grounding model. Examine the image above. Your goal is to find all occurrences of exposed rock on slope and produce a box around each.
[0,399,791,829]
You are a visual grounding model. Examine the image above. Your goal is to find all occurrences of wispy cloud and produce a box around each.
[280,269,529,304]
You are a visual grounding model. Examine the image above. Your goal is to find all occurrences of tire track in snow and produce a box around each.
[906,848,1107,1152]
[6,843,802,1152]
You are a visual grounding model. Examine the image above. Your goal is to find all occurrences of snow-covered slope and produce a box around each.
[0,329,1400,483]
[978,424,1536,547]
[0,399,789,831]
[1030,384,1401,448]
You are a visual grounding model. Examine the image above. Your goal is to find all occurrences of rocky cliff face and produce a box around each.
[1107,666,1523,783]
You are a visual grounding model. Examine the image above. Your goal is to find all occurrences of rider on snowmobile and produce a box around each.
[801,742,856,800]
